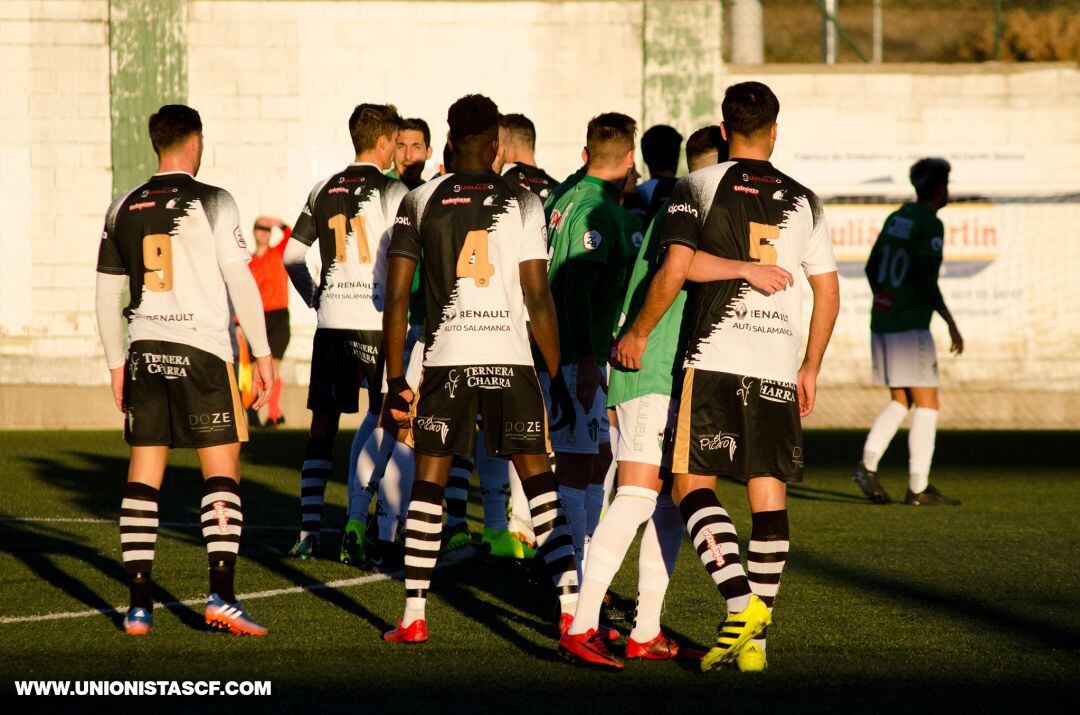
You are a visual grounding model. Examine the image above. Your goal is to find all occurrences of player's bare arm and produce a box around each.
[617,243,694,370]
[798,271,840,418]
[687,252,794,295]
[382,254,417,428]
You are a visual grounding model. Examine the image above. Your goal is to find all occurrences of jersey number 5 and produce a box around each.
[328,213,372,264]
[143,233,173,291]
[748,222,780,265]
[457,230,495,287]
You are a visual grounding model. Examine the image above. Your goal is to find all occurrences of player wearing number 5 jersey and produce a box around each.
[381,94,580,644]
[853,158,964,507]
[617,82,840,672]
[283,104,408,558]
[95,105,272,636]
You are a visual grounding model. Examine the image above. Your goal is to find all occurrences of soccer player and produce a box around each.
[560,125,751,668]
[95,104,272,636]
[617,82,840,672]
[391,117,433,190]
[497,113,558,201]
[853,158,964,506]
[623,125,682,227]
[381,93,579,643]
[545,113,638,573]
[283,103,407,559]
[240,216,291,428]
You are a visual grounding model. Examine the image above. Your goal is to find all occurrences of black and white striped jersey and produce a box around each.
[291,163,408,330]
[387,169,548,368]
[662,159,836,383]
[95,171,250,363]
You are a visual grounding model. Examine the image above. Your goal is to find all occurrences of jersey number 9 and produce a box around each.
[142,233,173,291]
[457,230,495,287]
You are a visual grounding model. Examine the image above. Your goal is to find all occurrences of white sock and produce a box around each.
[349,425,391,522]
[507,464,534,543]
[403,596,425,626]
[602,426,619,510]
[378,441,414,542]
[908,407,938,494]
[568,486,657,636]
[630,494,682,643]
[476,432,509,531]
[862,400,908,471]
[558,485,587,577]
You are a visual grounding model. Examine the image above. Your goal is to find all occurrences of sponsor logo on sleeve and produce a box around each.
[885,216,914,239]
[631,231,644,249]
[667,202,699,218]
[582,229,602,251]
[395,215,411,226]
[930,236,944,252]
[233,226,246,249]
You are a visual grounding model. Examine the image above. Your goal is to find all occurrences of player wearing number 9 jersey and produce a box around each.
[381,94,580,644]
[95,104,272,636]
[283,103,408,558]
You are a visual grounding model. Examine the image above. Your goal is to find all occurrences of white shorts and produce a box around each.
[380,324,424,393]
[541,364,607,455]
[615,394,677,468]
[871,329,939,388]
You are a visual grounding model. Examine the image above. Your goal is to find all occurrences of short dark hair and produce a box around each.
[910,158,951,201]
[148,104,202,155]
[586,112,637,168]
[499,113,537,149]
[640,124,682,174]
[721,81,780,138]
[348,103,402,154]
[399,117,431,148]
[441,140,455,173]
[685,125,728,169]
[447,94,500,146]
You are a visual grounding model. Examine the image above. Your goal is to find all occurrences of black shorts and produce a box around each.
[671,368,803,482]
[265,308,290,359]
[123,340,247,448]
[307,328,382,414]
[410,365,549,458]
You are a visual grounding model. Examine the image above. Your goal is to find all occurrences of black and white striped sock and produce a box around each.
[748,509,789,651]
[444,457,472,529]
[522,471,580,614]
[679,488,752,613]
[120,481,159,610]
[402,479,445,625]
[201,476,243,603]
[300,438,332,539]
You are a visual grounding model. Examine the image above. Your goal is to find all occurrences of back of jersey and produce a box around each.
[867,202,943,333]
[503,163,557,203]
[662,159,836,383]
[291,163,407,330]
[96,172,250,363]
[387,170,548,368]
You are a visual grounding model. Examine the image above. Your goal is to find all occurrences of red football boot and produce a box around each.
[558,629,625,671]
[383,619,428,643]
[625,631,705,661]
[559,613,620,641]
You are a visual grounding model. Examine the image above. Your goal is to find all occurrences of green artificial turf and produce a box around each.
[1,429,1077,711]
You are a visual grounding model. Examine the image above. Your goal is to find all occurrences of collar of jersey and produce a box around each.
[347,162,382,170]
[581,174,621,201]
[152,171,193,179]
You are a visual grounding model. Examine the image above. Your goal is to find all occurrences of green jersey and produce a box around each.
[607,203,688,407]
[866,202,946,333]
[545,167,587,216]
[547,174,634,363]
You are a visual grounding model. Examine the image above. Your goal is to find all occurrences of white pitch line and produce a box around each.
[0,516,340,533]
[0,548,474,625]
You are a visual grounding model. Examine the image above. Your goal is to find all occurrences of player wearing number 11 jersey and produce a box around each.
[284,104,408,558]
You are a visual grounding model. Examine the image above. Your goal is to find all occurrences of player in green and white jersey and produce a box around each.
[854,158,964,506]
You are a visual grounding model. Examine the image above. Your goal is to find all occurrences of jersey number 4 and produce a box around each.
[328,213,372,264]
[457,230,495,287]
[143,234,173,291]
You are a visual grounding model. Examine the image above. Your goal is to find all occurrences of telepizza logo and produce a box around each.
[441,197,471,206]
[733,185,760,196]
[129,201,156,211]
[329,187,349,194]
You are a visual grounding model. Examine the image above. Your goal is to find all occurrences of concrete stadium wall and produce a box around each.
[1,1,1077,429]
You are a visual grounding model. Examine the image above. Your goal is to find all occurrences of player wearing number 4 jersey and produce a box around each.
[95,105,270,636]
[284,104,408,559]
[381,94,580,643]
[853,158,964,507]
[618,82,840,672]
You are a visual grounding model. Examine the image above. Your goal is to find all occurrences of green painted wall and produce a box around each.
[109,0,187,198]
[642,0,723,138]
